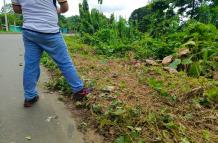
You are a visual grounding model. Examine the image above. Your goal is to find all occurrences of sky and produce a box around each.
[0,0,149,19]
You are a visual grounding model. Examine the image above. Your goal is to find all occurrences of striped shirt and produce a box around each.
[11,0,66,33]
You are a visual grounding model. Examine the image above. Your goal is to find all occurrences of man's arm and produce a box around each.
[57,0,69,13]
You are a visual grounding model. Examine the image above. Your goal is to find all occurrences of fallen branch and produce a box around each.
[179,87,204,102]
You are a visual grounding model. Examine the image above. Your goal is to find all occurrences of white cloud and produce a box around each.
[66,0,148,19]
[0,0,149,19]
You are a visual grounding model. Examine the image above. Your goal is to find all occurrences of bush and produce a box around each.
[165,21,218,77]
[132,34,170,59]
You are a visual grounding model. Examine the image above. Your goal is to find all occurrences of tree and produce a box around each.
[0,3,14,14]
[129,0,177,36]
[0,3,23,27]
[98,0,103,4]
[78,0,110,34]
[79,0,94,34]
[66,16,80,32]
[129,0,217,35]
[82,0,89,12]
[58,15,67,28]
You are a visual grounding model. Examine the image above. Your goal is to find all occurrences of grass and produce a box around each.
[41,36,218,143]
[0,31,21,34]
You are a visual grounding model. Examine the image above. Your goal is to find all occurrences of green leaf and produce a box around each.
[127,126,134,130]
[92,104,102,114]
[99,118,114,128]
[147,78,163,91]
[160,91,169,97]
[202,130,210,141]
[115,136,125,143]
[182,58,193,65]
[181,137,191,143]
[202,49,208,63]
[188,62,201,77]
[115,135,131,143]
[138,140,145,143]
[112,109,126,116]
[183,41,196,47]
[165,122,178,129]
[130,131,139,138]
[205,87,218,103]
[169,59,181,69]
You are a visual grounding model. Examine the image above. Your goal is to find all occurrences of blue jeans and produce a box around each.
[22,29,84,100]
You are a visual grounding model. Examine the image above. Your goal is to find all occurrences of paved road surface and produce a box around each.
[0,34,83,143]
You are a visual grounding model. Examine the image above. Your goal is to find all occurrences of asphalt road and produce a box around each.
[0,34,83,143]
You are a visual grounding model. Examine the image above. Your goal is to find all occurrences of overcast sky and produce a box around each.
[0,0,148,19]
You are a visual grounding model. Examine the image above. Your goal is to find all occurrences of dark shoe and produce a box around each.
[73,88,92,101]
[24,96,39,108]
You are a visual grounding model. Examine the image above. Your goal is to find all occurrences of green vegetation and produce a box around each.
[0,4,23,27]
[130,0,218,33]
[65,0,218,78]
[41,36,218,143]
[7,0,214,142]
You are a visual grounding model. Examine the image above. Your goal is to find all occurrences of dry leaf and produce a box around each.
[162,55,173,65]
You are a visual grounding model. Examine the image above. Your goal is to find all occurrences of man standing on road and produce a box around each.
[12,0,91,107]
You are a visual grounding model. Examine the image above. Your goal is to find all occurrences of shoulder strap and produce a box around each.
[53,0,57,8]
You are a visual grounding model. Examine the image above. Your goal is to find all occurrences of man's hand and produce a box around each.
[57,7,61,14]
[12,4,22,14]
[58,0,69,13]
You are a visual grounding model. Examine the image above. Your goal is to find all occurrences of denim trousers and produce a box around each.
[22,29,84,100]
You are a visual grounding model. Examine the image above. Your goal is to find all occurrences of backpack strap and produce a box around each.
[53,0,57,8]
